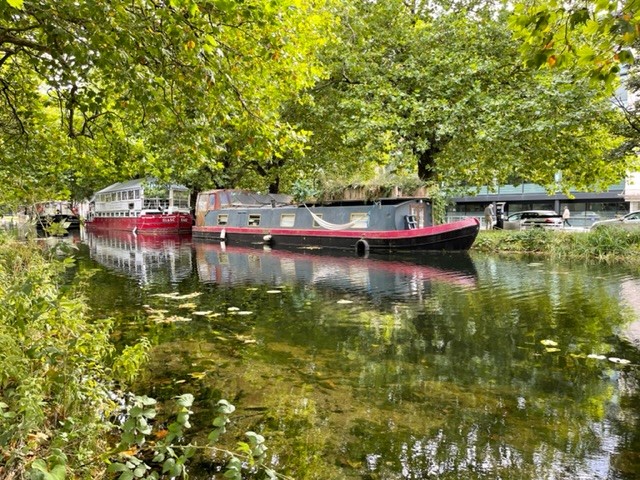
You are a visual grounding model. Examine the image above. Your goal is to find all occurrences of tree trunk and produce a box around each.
[417,148,438,182]
[268,177,280,193]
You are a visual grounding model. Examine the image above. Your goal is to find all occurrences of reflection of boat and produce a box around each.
[85,178,193,233]
[194,241,477,298]
[193,190,479,254]
[84,230,193,285]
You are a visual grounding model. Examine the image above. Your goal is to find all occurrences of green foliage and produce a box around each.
[288,0,631,192]
[0,234,154,477]
[0,234,114,477]
[0,0,338,202]
[109,396,278,480]
[509,0,638,85]
[314,174,427,202]
[0,232,282,478]
[473,228,640,264]
[43,221,70,238]
[112,338,152,386]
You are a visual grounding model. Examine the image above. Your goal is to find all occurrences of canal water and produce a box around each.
[71,230,640,479]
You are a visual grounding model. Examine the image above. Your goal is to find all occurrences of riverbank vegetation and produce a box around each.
[0,234,276,479]
[473,228,640,264]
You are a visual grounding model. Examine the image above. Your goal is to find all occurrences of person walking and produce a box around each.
[483,204,494,230]
[563,206,571,227]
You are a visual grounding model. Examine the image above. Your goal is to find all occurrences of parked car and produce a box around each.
[590,211,640,231]
[502,210,563,230]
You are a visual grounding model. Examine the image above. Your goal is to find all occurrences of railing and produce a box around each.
[445,214,600,230]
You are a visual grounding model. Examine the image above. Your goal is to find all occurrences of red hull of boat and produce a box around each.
[85,213,193,233]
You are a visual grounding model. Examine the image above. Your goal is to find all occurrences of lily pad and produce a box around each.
[178,302,198,309]
[608,357,631,365]
[587,354,607,360]
[540,339,558,347]
[337,299,354,304]
[266,290,282,294]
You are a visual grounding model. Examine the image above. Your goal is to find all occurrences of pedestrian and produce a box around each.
[483,204,494,230]
[563,206,571,227]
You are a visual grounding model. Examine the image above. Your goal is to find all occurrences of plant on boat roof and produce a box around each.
[315,174,428,201]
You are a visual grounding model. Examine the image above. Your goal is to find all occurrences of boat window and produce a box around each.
[350,213,368,228]
[218,214,228,226]
[135,190,140,199]
[312,214,323,228]
[405,215,418,229]
[248,214,261,226]
[219,192,232,208]
[280,214,295,227]
[128,190,134,200]
[173,190,190,209]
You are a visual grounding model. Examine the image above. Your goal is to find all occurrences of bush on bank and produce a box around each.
[0,234,141,478]
[0,233,277,480]
[472,227,640,263]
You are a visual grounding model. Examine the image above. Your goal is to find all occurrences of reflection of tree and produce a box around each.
[78,244,640,479]
[326,272,636,478]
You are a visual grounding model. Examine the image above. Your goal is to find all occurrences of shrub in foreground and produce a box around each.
[0,235,276,479]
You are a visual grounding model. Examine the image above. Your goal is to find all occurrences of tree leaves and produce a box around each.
[289,0,630,192]
[510,0,638,85]
[0,0,337,202]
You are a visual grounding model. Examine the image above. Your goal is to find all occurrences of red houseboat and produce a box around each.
[85,179,192,234]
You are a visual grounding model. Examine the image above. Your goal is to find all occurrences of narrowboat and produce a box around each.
[192,190,480,254]
[34,201,81,231]
[85,179,193,234]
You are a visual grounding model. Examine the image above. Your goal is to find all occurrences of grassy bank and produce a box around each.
[472,227,640,264]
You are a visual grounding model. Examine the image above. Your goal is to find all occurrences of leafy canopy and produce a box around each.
[0,0,335,203]
[510,0,639,85]
[289,0,631,193]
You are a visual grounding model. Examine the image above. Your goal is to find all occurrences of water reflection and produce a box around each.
[72,234,640,479]
[194,241,478,301]
[83,230,193,286]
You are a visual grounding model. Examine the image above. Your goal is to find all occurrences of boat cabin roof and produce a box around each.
[96,178,189,194]
[200,190,293,207]
[199,189,429,208]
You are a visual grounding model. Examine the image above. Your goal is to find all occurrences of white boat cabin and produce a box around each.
[92,179,190,218]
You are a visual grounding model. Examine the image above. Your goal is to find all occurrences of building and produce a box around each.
[447,179,630,229]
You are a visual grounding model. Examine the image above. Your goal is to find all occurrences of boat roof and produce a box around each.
[95,178,189,194]
[199,189,428,207]
[200,189,293,207]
